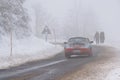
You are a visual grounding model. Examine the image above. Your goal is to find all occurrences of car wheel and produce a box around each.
[88,53,93,57]
[89,48,93,56]
[65,53,71,58]
[88,51,93,57]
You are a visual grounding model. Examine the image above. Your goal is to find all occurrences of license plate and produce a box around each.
[73,50,80,53]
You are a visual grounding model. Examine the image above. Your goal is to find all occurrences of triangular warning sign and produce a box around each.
[42,26,51,34]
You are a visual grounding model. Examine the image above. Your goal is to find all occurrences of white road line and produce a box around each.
[0,59,67,78]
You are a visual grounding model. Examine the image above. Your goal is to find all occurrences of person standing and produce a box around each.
[100,32,105,43]
[94,32,100,44]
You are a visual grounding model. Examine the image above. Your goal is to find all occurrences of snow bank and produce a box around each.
[104,49,120,80]
[87,43,120,80]
[105,68,120,80]
[0,36,63,69]
[97,42,120,80]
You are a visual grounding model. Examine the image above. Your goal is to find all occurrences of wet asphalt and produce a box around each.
[0,45,109,80]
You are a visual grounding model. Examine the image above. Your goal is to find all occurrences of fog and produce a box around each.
[25,0,120,42]
[90,0,120,42]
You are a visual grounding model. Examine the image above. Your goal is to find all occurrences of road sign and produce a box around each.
[42,26,51,41]
[42,26,51,34]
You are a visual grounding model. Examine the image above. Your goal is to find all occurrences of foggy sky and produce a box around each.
[25,0,120,41]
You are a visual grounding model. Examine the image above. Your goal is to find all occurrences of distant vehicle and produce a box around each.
[64,37,93,58]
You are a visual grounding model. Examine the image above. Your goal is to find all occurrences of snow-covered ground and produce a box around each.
[104,48,120,80]
[84,44,120,80]
[0,36,63,69]
[105,68,120,80]
[59,44,120,80]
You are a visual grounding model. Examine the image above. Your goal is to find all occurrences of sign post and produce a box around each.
[53,28,56,43]
[42,26,51,42]
[10,30,13,57]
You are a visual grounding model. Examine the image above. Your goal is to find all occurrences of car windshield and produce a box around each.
[68,38,89,44]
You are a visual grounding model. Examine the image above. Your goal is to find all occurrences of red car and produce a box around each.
[64,37,93,58]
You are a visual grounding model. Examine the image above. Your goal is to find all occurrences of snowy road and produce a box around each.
[59,45,119,80]
[0,45,112,80]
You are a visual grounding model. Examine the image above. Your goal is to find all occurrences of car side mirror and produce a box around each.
[90,41,93,43]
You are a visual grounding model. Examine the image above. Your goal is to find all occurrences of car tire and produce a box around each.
[88,53,93,57]
[88,48,93,56]
[88,51,93,57]
[65,53,71,58]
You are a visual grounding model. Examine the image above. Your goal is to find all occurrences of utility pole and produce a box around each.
[83,22,86,37]
[75,0,81,36]
[53,28,56,43]
[45,31,48,42]
[10,29,13,57]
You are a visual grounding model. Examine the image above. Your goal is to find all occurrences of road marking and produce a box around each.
[0,59,67,79]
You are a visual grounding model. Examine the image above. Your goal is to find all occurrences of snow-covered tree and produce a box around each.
[0,0,31,39]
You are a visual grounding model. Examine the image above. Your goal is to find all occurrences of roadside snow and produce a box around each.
[104,49,120,80]
[105,68,120,80]
[0,36,63,69]
[59,45,120,80]
[100,41,120,80]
